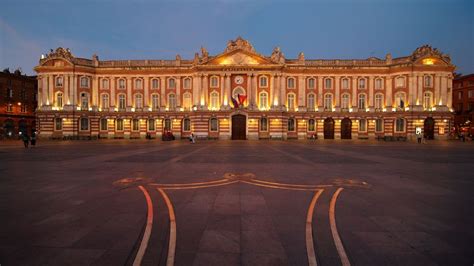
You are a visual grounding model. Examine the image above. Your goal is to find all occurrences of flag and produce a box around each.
[231,96,239,108]
[238,94,247,106]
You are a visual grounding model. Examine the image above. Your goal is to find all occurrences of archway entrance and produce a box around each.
[231,114,246,140]
[341,118,352,139]
[424,117,435,139]
[324,117,335,139]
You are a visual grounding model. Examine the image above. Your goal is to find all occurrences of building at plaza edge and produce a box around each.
[34,37,455,140]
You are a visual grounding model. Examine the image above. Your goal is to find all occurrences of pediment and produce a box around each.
[204,50,275,66]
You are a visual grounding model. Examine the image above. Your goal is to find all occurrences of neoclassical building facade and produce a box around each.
[35,37,454,140]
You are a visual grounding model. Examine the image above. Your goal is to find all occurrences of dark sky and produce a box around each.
[1,0,473,75]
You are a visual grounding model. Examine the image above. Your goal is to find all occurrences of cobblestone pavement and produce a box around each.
[0,139,473,265]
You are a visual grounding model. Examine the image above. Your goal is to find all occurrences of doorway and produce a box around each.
[424,117,435,139]
[324,117,335,139]
[231,114,246,140]
[341,118,352,139]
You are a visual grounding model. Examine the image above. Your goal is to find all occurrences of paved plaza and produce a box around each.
[0,139,473,266]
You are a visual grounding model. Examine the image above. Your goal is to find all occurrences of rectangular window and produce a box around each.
[260,77,268,87]
[80,118,89,131]
[6,104,13,112]
[375,119,383,132]
[395,119,405,132]
[288,119,295,132]
[100,119,108,131]
[458,91,463,100]
[80,77,89,88]
[358,79,366,89]
[152,79,159,89]
[325,79,332,89]
[308,78,315,89]
[116,119,124,131]
[210,118,218,131]
[260,118,268,132]
[468,90,473,98]
[467,102,473,112]
[342,79,349,90]
[457,103,463,112]
[148,119,155,131]
[132,119,139,131]
[359,119,367,132]
[183,78,191,89]
[21,105,27,112]
[55,118,62,131]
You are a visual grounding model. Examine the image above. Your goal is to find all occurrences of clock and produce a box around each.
[234,76,244,85]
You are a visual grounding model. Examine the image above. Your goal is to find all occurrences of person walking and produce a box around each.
[416,131,422,144]
[30,132,37,147]
[21,133,30,148]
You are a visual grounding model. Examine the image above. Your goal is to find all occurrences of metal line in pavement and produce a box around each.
[157,188,177,266]
[306,189,324,266]
[134,186,154,266]
[329,187,351,266]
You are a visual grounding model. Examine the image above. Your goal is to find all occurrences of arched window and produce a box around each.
[54,117,62,131]
[183,78,191,89]
[118,79,126,89]
[101,94,109,109]
[394,92,406,108]
[232,87,245,99]
[116,118,124,131]
[102,78,109,89]
[209,118,218,131]
[423,92,433,109]
[210,76,219,88]
[80,117,89,131]
[152,79,159,89]
[307,78,315,89]
[132,119,139,131]
[287,77,295,89]
[168,94,176,109]
[148,119,155,131]
[259,76,268,87]
[135,94,143,109]
[375,93,384,109]
[210,91,219,110]
[424,75,432,87]
[151,94,160,110]
[259,92,268,109]
[168,78,176,89]
[287,93,296,110]
[358,94,366,109]
[183,92,192,110]
[100,118,108,131]
[395,118,405,132]
[56,76,63,87]
[341,93,350,109]
[325,78,332,89]
[135,79,142,89]
[307,93,316,110]
[359,119,367,132]
[55,92,63,107]
[358,78,366,89]
[375,118,383,132]
[80,76,89,88]
[375,78,383,90]
[118,94,126,109]
[260,117,268,131]
[80,93,89,109]
[395,76,405,88]
[324,94,333,110]
[183,118,191,132]
[308,119,315,132]
[288,118,295,132]
[342,78,349,89]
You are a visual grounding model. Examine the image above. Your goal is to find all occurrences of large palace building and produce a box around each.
[34,37,455,140]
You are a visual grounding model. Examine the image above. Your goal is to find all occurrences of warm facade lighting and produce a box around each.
[422,58,435,65]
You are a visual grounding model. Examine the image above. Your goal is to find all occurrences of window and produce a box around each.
[324,94,333,110]
[341,93,350,109]
[375,78,383,90]
[135,79,142,89]
[375,119,383,132]
[358,78,366,89]
[148,119,155,131]
[135,94,143,109]
[20,89,26,100]
[287,93,295,110]
[183,78,191,89]
[132,119,139,131]
[358,94,366,109]
[458,91,463,100]
[80,118,89,131]
[56,76,63,87]
[287,77,295,89]
[164,119,171,131]
[21,105,27,112]
[118,94,126,109]
[308,78,315,89]
[102,79,109,89]
[81,93,89,109]
[6,104,13,112]
[100,118,108,131]
[468,102,474,112]
[395,92,406,108]
[183,93,192,110]
[210,118,218,131]
[423,92,433,109]
[7,88,13,98]
[56,92,63,107]
[168,78,176,89]
[210,91,219,110]
[116,119,124,131]
[375,94,383,109]
[468,90,473,98]
[288,118,295,132]
[151,94,160,110]
[359,119,367,132]
[342,78,349,90]
[260,117,268,131]
[424,75,432,87]
[308,119,315,132]
[80,77,89,88]
[118,79,126,89]
[260,76,268,87]
[457,103,463,112]
[307,94,316,110]
[101,94,109,109]
[395,76,405,88]
[210,76,219,88]
[395,118,405,132]
[168,94,176,109]
[325,78,332,89]
[55,118,62,131]
[183,118,191,132]
[152,79,159,89]
[259,92,268,109]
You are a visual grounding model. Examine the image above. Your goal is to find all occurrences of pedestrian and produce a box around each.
[416,131,422,144]
[22,132,30,148]
[190,133,196,143]
[30,132,37,147]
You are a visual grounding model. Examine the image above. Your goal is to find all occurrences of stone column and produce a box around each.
[41,75,48,106]
[270,75,275,107]
[64,75,69,106]
[386,76,393,108]
[352,77,357,108]
[368,76,374,108]
[72,75,78,107]
[280,74,286,108]
[417,74,423,107]
[220,75,225,108]
[434,74,441,106]
[92,76,98,108]
[192,74,200,106]
[447,75,453,108]
[298,75,306,109]
[110,77,116,108]
[247,74,252,105]
[335,76,341,108]
[126,78,132,107]
[160,77,166,108]
[48,75,54,105]
[251,74,257,108]
[441,74,448,107]
[408,74,415,106]
[202,75,208,108]
[317,76,323,109]
[144,76,150,108]
[176,77,181,107]
[225,74,231,107]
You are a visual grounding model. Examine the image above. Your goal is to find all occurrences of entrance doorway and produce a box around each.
[231,114,246,140]
[424,117,435,139]
[324,117,335,139]
[341,118,352,139]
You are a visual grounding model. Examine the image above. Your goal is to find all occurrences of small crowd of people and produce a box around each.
[21,132,37,148]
